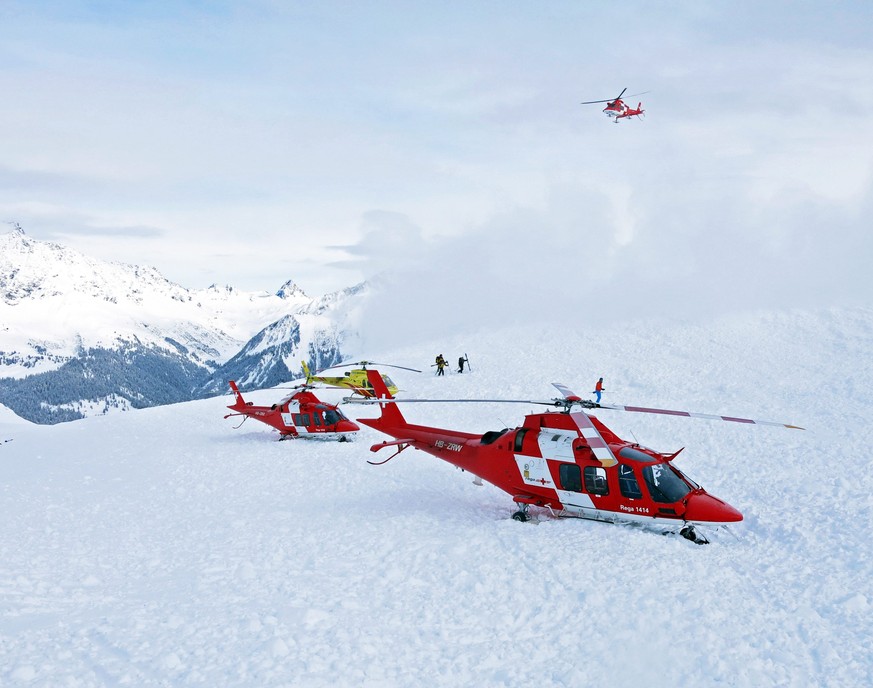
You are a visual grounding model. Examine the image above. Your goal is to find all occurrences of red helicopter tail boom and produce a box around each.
[228,380,248,409]
[362,368,407,427]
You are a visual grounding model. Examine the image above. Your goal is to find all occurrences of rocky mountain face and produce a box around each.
[0,227,363,423]
[197,283,366,395]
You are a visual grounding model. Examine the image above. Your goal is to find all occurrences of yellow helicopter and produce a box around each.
[300,360,421,398]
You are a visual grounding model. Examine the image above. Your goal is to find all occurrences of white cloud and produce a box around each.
[0,1,871,304]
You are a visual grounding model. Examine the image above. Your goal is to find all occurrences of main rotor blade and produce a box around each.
[552,383,582,399]
[616,87,627,99]
[597,403,804,429]
[626,90,650,98]
[345,384,804,430]
[344,397,557,406]
[580,98,614,105]
[370,362,423,373]
[317,360,422,373]
[568,412,619,468]
[231,382,310,394]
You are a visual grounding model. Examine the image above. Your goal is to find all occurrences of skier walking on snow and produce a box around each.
[593,377,605,404]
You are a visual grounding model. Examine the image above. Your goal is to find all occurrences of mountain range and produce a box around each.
[0,226,365,423]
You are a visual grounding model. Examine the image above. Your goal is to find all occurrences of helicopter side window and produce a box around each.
[293,413,311,426]
[584,466,609,496]
[559,463,583,492]
[618,464,643,500]
[313,413,322,427]
[513,428,529,453]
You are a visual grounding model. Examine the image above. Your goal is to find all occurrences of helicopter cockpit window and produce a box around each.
[618,464,643,500]
[559,463,583,492]
[643,464,691,503]
[618,446,655,463]
[323,409,345,425]
[584,466,609,496]
[383,375,396,387]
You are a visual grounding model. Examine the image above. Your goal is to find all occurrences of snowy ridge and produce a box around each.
[0,228,366,423]
[0,228,312,376]
[198,282,369,393]
[1,305,870,686]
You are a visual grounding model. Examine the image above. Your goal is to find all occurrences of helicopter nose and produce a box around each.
[683,493,743,524]
[340,420,361,433]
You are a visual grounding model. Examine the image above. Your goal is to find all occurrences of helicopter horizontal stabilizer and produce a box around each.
[370,438,415,452]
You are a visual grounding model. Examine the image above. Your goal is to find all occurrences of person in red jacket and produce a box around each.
[593,377,605,404]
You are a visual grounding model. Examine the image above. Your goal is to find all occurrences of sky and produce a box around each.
[2,1,872,328]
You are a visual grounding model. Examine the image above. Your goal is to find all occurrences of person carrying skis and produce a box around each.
[457,355,466,374]
[435,354,448,376]
[593,377,605,404]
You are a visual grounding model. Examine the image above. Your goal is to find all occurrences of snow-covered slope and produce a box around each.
[2,306,870,686]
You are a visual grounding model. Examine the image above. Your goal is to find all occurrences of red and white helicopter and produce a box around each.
[582,87,648,122]
[352,370,803,543]
[225,380,360,441]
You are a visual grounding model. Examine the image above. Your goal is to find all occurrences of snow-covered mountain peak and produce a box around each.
[0,228,360,378]
[276,279,307,299]
[3,222,26,242]
[0,226,186,306]
[0,227,368,422]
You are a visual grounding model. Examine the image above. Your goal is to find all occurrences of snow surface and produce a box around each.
[2,306,871,687]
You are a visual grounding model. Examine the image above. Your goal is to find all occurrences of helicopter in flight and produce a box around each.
[351,370,803,544]
[224,380,359,441]
[581,87,648,122]
[301,360,421,398]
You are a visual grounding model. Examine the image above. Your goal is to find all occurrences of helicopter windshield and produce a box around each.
[382,375,396,387]
[323,409,347,425]
[642,463,692,503]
